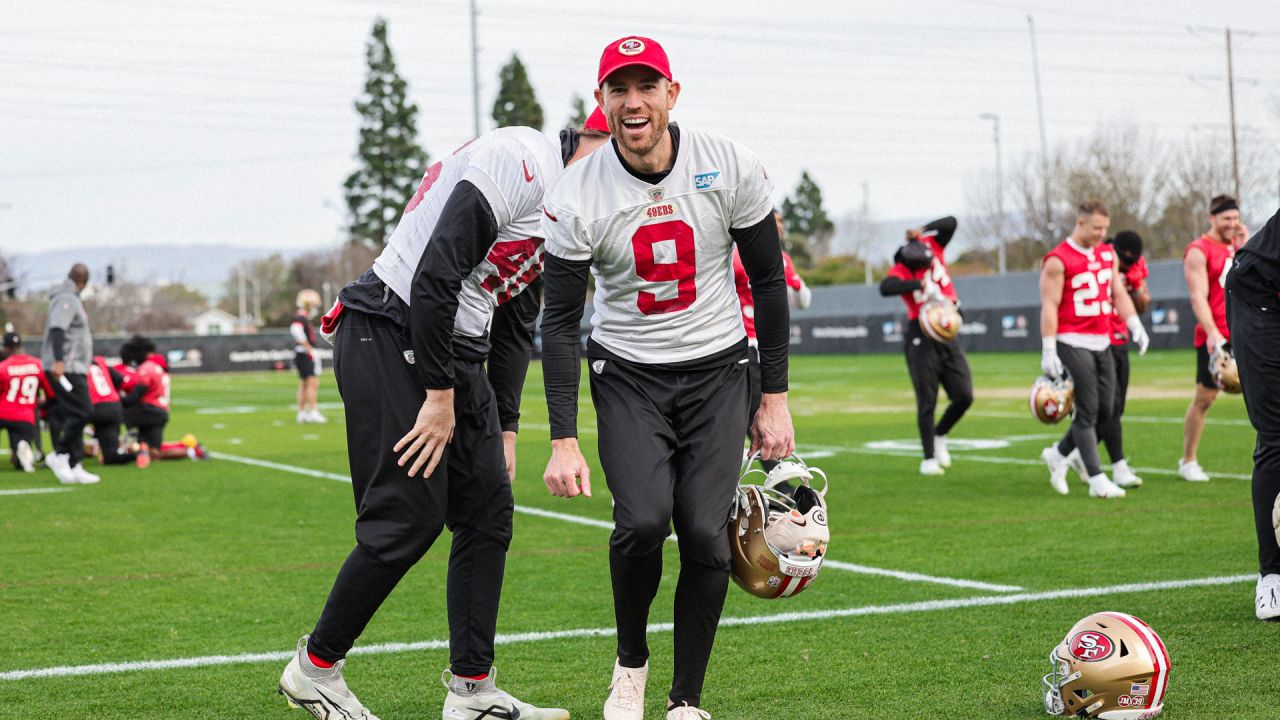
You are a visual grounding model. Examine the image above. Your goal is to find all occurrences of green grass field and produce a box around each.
[1,350,1271,719]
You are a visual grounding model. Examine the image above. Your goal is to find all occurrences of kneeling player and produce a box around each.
[0,330,54,474]
[86,354,138,465]
[119,336,170,468]
[879,216,972,475]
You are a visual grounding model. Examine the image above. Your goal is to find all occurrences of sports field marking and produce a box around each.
[798,442,1253,482]
[0,488,73,496]
[969,410,1251,427]
[0,572,1251,682]
[210,451,1021,592]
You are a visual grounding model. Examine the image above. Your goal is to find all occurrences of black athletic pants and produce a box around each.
[1056,343,1115,478]
[1095,344,1130,463]
[307,309,513,677]
[589,349,749,708]
[1226,289,1280,576]
[44,371,91,466]
[0,419,36,469]
[124,405,168,450]
[904,323,974,459]
[91,402,136,464]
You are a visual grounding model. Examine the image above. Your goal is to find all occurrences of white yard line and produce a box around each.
[0,573,1252,682]
[0,488,73,496]
[211,452,1022,593]
[968,410,1252,427]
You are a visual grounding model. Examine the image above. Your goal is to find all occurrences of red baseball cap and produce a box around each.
[597,36,672,86]
[584,106,609,133]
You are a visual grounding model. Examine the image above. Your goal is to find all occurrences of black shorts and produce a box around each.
[295,351,316,379]
[1195,344,1216,389]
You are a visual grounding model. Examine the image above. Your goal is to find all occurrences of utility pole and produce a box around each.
[237,265,247,329]
[980,113,1006,275]
[861,182,872,286]
[1028,15,1053,241]
[470,0,481,138]
[1226,27,1241,199]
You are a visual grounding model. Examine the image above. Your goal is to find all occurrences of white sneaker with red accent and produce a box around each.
[442,667,569,720]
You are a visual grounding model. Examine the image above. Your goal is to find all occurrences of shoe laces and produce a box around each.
[610,667,644,709]
[669,702,711,719]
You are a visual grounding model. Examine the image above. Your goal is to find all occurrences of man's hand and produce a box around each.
[751,392,795,461]
[52,360,65,381]
[922,275,946,303]
[544,438,592,498]
[1207,329,1226,353]
[502,431,517,482]
[1041,337,1064,378]
[393,389,455,478]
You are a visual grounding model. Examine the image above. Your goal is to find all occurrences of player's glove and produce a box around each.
[796,282,813,310]
[1126,316,1150,356]
[1041,337,1064,378]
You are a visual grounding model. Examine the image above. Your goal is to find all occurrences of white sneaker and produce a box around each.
[1111,459,1143,488]
[15,440,35,472]
[919,458,945,476]
[933,435,951,468]
[296,410,309,424]
[1064,448,1088,483]
[279,636,380,720]
[1179,459,1210,482]
[443,667,569,720]
[604,659,647,720]
[307,409,328,424]
[667,702,712,719]
[47,453,79,485]
[1087,473,1125,499]
[1041,446,1069,495]
[71,463,101,484]
[1257,574,1280,621]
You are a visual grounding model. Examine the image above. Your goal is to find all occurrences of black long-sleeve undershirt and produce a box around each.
[732,212,789,393]
[922,216,957,248]
[487,277,541,432]
[409,181,499,391]
[879,276,923,297]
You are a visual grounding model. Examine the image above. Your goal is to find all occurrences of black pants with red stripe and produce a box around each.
[306,308,513,677]
[589,348,749,708]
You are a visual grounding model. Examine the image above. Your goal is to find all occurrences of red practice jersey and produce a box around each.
[0,353,54,424]
[885,234,959,320]
[732,247,804,339]
[1184,233,1235,347]
[87,356,121,404]
[1109,253,1148,346]
[135,360,171,411]
[1045,240,1115,337]
[113,363,140,395]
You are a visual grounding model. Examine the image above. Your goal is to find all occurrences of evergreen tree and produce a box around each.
[492,53,544,130]
[343,18,429,248]
[782,171,835,260]
[566,93,588,129]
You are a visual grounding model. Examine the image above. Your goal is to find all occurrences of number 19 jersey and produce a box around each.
[541,127,774,364]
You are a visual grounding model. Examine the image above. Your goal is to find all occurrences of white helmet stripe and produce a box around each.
[1101,612,1169,710]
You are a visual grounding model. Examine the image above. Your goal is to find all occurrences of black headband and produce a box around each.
[1211,199,1239,215]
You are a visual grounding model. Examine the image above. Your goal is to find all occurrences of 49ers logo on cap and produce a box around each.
[618,38,645,55]
[1068,631,1115,662]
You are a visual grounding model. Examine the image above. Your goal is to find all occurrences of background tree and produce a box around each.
[566,93,589,129]
[492,53,544,130]
[782,171,836,262]
[344,18,429,248]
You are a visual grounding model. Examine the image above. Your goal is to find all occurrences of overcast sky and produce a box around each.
[3,0,1279,255]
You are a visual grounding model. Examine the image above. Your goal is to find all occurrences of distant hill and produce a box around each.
[8,244,309,300]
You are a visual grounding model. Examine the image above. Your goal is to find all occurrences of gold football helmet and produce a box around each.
[1030,374,1074,424]
[296,288,322,314]
[919,300,961,343]
[728,453,829,599]
[1209,344,1242,394]
[1043,611,1170,719]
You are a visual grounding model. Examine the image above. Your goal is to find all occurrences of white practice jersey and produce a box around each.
[373,126,563,338]
[541,127,774,364]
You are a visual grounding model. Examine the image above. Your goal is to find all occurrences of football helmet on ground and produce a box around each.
[729,453,829,599]
[1208,343,1241,394]
[919,300,961,343]
[1043,612,1169,719]
[1030,374,1075,424]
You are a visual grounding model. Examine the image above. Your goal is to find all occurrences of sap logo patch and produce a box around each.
[693,171,720,190]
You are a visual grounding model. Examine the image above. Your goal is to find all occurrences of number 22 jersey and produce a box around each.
[541,126,774,364]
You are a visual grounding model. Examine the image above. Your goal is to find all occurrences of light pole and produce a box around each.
[980,113,1006,275]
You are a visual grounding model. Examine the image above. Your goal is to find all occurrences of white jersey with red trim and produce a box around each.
[541,127,774,364]
[372,126,563,338]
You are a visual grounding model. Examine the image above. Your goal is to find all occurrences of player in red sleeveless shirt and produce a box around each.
[0,330,54,474]
[86,355,140,465]
[1178,194,1242,482]
[880,215,973,475]
[1039,200,1149,499]
[733,209,810,473]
